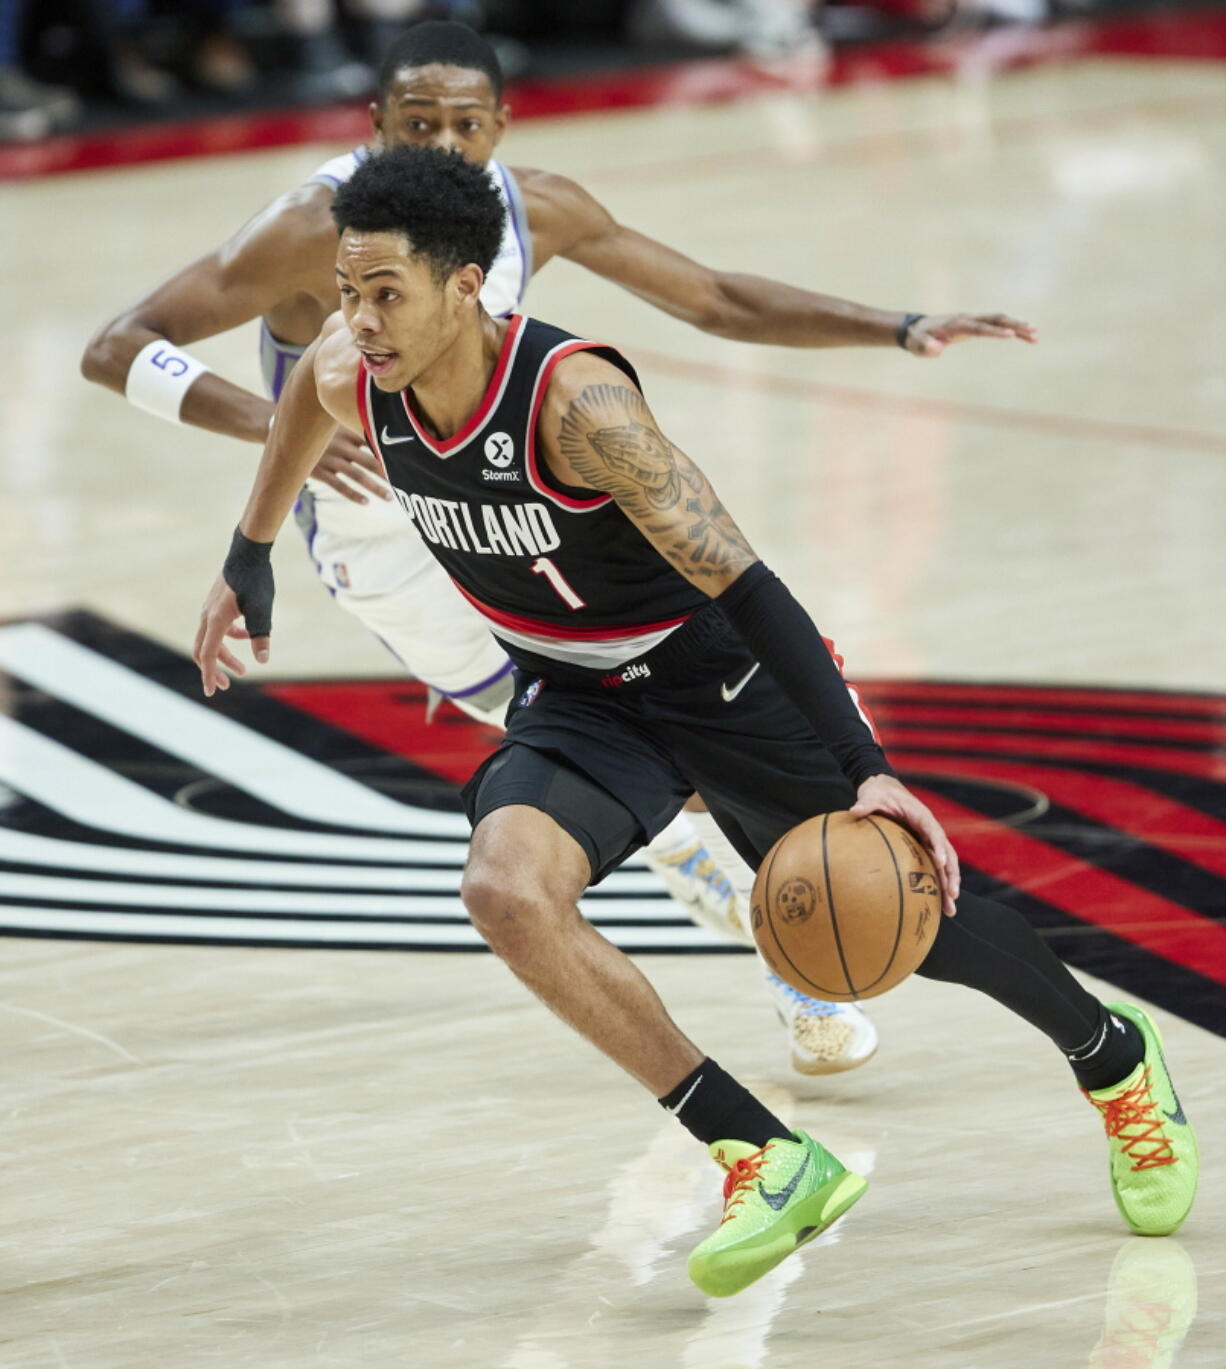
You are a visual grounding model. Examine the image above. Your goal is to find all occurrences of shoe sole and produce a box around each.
[689,1170,869,1298]
[791,1042,879,1076]
[774,1006,879,1077]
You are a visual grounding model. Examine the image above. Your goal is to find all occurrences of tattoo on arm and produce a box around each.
[556,382,755,580]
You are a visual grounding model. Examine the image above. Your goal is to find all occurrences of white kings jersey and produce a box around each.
[259,147,533,403]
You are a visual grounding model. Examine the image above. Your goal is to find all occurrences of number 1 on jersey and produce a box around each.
[531,556,586,611]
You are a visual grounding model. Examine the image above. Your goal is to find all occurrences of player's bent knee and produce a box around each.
[461,861,559,960]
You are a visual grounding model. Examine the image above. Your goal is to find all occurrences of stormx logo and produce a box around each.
[482,431,520,482]
[601,661,651,688]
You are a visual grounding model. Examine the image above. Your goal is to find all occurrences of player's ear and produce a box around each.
[492,103,510,146]
[453,263,484,308]
[369,100,385,144]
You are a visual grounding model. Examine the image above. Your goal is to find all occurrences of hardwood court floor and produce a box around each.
[2,37,1225,1369]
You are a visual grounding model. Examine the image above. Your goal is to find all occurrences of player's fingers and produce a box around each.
[311,458,370,505]
[195,615,225,696]
[342,464,394,500]
[910,807,959,916]
[251,634,271,664]
[217,642,246,676]
[226,624,251,640]
[944,842,962,910]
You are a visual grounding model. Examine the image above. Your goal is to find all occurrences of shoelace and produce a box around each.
[1089,1069,1178,1171]
[715,1143,772,1224]
[768,974,845,1018]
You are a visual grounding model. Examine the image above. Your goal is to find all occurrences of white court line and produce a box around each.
[0,905,728,949]
[0,828,664,894]
[0,622,468,837]
[0,716,463,863]
[1,871,689,923]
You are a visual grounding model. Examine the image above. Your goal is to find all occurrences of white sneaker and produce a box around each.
[765,970,879,1075]
[641,837,755,947]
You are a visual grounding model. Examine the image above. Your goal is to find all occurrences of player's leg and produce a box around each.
[461,742,868,1296]
[914,894,1198,1237]
[663,636,1197,1237]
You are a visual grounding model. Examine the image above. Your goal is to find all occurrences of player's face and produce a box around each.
[370,64,507,167]
[336,229,481,391]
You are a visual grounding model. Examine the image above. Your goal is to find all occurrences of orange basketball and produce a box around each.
[751,811,941,1002]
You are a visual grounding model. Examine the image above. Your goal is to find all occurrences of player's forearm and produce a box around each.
[82,316,274,444]
[706,272,909,349]
[717,563,892,787]
[180,373,276,445]
[238,424,329,543]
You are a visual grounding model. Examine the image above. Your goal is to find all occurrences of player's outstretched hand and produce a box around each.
[906,313,1038,358]
[309,428,393,505]
[848,773,961,917]
[193,573,271,697]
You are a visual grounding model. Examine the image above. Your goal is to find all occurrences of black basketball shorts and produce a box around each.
[462,605,857,885]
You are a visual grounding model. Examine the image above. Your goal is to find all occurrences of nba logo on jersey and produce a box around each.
[333,562,351,589]
[484,432,515,467]
[518,677,544,708]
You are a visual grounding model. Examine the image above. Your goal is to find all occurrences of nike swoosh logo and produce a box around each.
[720,662,760,703]
[1165,1100,1187,1125]
[759,1153,810,1211]
[380,426,415,446]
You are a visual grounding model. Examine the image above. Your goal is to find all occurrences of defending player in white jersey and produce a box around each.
[82,20,1036,1075]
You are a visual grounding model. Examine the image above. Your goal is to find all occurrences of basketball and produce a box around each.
[751,812,942,1002]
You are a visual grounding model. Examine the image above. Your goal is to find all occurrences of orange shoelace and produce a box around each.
[715,1143,772,1225]
[1088,1069,1177,1171]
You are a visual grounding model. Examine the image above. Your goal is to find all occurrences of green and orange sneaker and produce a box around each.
[1085,1003,1199,1237]
[687,1131,867,1297]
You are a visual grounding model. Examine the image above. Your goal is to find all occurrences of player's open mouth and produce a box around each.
[360,349,398,376]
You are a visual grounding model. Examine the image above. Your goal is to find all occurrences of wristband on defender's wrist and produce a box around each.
[896,313,925,349]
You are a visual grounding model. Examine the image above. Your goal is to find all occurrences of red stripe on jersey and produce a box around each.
[353,370,389,479]
[822,634,881,742]
[451,578,689,642]
[526,341,615,512]
[400,314,525,455]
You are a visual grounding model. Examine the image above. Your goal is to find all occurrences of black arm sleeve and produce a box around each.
[716,562,893,788]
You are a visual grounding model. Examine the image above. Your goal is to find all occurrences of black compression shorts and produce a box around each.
[461,605,857,884]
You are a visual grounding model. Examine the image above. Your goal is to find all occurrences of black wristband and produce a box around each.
[717,563,894,789]
[896,313,925,349]
[222,526,275,638]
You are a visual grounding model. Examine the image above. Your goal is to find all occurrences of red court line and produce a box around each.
[903,751,1226,882]
[859,680,1226,717]
[629,346,1226,457]
[884,726,1226,780]
[913,789,1226,985]
[869,703,1226,745]
[6,10,1226,180]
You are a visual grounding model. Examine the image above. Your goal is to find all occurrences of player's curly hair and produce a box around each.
[377,20,503,103]
[331,145,505,285]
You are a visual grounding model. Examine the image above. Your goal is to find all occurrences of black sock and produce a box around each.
[1065,1006,1145,1093]
[658,1058,792,1148]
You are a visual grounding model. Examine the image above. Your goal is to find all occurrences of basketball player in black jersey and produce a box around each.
[194,147,1198,1297]
[83,18,1043,1074]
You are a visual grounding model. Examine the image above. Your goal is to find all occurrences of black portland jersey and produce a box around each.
[358,315,708,670]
